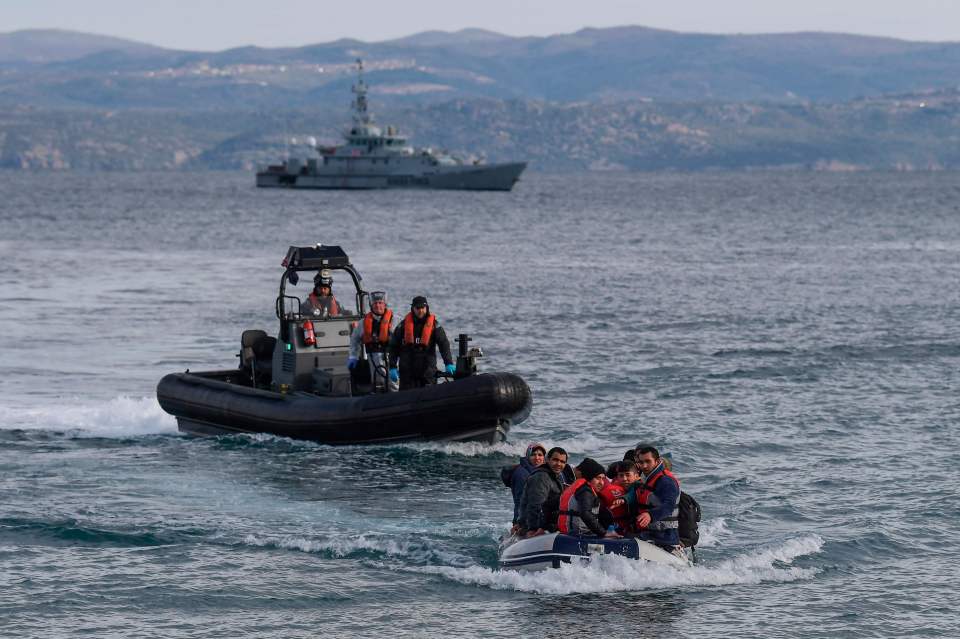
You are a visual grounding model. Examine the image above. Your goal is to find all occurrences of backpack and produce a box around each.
[500,464,519,488]
[678,491,701,547]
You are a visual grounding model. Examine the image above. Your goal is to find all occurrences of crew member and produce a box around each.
[348,291,396,392]
[301,271,340,318]
[624,445,681,551]
[557,458,619,538]
[388,295,455,390]
[518,446,570,537]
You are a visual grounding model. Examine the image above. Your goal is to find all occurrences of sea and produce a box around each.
[0,170,958,638]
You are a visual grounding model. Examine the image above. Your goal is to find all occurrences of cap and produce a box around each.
[576,457,605,481]
[525,442,546,458]
[411,295,428,308]
[370,291,387,303]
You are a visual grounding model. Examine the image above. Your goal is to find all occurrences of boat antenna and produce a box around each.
[351,58,373,127]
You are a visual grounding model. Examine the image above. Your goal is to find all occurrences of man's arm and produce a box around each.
[388,324,403,369]
[576,486,606,536]
[520,473,548,531]
[649,477,680,523]
[433,324,454,366]
[348,322,364,359]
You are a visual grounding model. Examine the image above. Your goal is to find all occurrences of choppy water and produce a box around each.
[1,171,958,638]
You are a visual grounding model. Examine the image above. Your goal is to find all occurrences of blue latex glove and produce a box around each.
[347,357,358,370]
[445,363,456,375]
[389,368,399,383]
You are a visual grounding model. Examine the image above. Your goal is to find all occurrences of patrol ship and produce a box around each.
[256,60,526,191]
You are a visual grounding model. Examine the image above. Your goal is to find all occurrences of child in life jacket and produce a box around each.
[599,461,641,534]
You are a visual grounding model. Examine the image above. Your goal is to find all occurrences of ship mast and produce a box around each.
[351,59,373,127]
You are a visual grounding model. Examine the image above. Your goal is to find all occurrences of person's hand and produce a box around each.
[604,530,622,539]
[525,528,545,538]
[347,357,358,370]
[510,523,521,535]
[611,498,625,508]
[636,512,652,529]
[389,368,399,383]
[445,363,456,375]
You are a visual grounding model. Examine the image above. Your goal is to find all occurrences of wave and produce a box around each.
[0,516,198,547]
[0,396,177,438]
[412,534,824,595]
[240,532,472,566]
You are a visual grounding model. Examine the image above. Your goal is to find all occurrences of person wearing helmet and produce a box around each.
[300,271,341,318]
[387,295,455,390]
[347,291,397,392]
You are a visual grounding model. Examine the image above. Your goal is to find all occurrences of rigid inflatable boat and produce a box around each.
[498,532,690,571]
[156,245,532,444]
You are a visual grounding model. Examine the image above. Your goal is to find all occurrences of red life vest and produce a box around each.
[362,309,393,345]
[599,482,629,523]
[402,312,435,348]
[557,478,590,534]
[634,465,680,530]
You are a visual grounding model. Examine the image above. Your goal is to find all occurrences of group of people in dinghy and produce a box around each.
[502,443,700,557]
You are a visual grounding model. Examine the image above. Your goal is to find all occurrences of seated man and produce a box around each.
[388,296,455,390]
[599,460,639,534]
[623,446,681,551]
[518,446,569,537]
[300,271,340,318]
[348,291,397,392]
[557,458,619,538]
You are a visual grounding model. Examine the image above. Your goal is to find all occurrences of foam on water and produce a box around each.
[241,532,472,566]
[0,396,177,438]
[412,534,824,594]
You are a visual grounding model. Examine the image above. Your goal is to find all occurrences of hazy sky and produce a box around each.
[3,0,959,50]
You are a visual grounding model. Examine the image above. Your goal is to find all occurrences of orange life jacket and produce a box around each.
[557,478,590,534]
[362,309,393,345]
[402,312,435,348]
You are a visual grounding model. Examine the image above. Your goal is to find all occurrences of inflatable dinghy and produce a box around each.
[157,245,531,444]
[498,532,690,571]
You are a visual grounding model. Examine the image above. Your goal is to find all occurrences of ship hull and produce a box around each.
[256,162,526,192]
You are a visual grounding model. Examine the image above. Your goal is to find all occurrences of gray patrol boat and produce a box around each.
[256,60,526,191]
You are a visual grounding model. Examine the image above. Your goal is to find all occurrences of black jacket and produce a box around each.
[388,313,453,389]
[518,466,565,532]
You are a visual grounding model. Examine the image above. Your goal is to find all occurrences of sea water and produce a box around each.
[0,171,958,637]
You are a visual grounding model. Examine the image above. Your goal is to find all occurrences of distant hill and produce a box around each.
[0,29,167,64]
[2,26,960,106]
[3,26,960,173]
[3,89,959,172]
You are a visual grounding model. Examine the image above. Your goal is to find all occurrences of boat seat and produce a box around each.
[240,330,276,387]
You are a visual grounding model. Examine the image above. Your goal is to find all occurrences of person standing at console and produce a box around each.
[388,295,455,390]
[300,271,340,318]
[348,291,397,392]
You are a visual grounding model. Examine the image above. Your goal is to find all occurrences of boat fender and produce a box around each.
[678,491,701,547]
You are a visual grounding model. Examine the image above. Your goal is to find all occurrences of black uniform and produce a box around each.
[388,313,454,390]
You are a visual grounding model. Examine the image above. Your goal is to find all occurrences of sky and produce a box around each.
[3,0,959,50]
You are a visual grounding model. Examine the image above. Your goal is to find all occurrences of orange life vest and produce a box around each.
[362,309,393,345]
[402,312,435,348]
[557,478,590,534]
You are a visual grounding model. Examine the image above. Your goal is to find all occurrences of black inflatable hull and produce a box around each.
[156,370,532,445]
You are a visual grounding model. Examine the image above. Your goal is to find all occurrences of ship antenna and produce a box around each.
[351,58,372,126]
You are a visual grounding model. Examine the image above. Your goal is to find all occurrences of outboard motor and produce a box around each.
[454,333,483,379]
